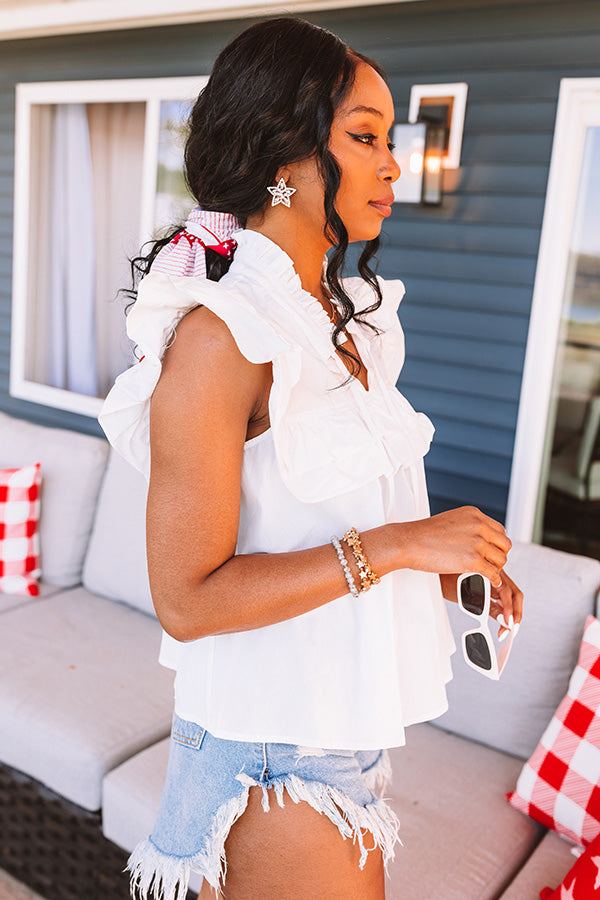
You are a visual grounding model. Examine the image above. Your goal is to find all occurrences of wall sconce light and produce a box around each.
[392,121,447,206]
[421,121,446,206]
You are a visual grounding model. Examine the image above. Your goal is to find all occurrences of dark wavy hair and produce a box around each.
[130,16,388,377]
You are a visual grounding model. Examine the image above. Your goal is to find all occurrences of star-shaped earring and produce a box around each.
[267,177,296,208]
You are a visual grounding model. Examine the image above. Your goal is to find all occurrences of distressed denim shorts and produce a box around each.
[128,713,401,899]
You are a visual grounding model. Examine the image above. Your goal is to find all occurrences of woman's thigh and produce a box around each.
[198,785,385,900]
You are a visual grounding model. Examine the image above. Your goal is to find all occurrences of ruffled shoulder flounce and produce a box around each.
[98,271,289,479]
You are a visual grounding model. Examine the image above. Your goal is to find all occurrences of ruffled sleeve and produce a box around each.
[98,271,289,479]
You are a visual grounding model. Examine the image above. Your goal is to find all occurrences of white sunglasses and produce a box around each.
[457,572,518,680]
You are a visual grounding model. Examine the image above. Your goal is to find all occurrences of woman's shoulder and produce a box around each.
[128,269,290,366]
[98,270,290,479]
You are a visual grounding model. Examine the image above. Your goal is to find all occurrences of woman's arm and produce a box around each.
[147,305,513,642]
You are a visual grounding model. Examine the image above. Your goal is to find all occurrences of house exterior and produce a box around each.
[0,0,599,542]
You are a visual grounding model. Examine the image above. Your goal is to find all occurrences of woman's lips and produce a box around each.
[368,197,394,217]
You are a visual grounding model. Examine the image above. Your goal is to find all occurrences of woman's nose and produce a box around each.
[381,150,401,183]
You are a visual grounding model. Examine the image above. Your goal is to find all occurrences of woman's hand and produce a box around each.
[489,569,523,638]
[440,569,523,639]
[397,506,512,586]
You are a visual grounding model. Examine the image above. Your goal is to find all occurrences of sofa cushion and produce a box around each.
[83,449,154,616]
[0,579,62,615]
[102,739,203,896]
[103,721,541,900]
[384,723,543,899]
[0,411,109,588]
[0,587,174,810]
[436,542,600,759]
[498,831,576,899]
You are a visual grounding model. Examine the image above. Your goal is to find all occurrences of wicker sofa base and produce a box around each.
[0,762,195,900]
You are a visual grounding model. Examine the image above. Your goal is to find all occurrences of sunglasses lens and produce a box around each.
[465,631,492,671]
[461,574,486,616]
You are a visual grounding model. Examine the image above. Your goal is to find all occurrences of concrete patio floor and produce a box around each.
[0,870,45,900]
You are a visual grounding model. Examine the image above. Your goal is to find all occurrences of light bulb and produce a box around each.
[409,152,424,174]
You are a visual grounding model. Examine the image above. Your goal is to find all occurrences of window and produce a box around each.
[506,79,600,550]
[10,76,206,416]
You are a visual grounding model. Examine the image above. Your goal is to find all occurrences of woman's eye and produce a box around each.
[347,132,396,151]
[348,132,376,145]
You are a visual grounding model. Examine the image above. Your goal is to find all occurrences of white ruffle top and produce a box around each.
[99,228,455,750]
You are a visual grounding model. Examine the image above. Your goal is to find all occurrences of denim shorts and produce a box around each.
[128,714,401,899]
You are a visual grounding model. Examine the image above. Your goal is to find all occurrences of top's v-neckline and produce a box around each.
[334,329,370,393]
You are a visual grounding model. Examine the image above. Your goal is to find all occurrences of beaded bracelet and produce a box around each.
[330,536,360,598]
[342,526,381,593]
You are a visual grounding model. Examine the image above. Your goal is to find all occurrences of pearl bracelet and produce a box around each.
[330,535,359,598]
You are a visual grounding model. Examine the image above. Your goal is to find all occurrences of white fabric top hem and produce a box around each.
[172,693,452,751]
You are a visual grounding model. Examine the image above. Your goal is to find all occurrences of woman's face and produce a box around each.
[327,62,400,242]
[270,61,400,248]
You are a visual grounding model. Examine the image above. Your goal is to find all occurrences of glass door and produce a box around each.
[537,126,600,556]
[506,79,600,554]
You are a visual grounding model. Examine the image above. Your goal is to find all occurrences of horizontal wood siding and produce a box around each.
[1,0,599,520]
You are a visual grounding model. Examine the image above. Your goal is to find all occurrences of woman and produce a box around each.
[100,16,522,900]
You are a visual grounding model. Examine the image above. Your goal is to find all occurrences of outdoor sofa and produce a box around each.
[0,408,599,900]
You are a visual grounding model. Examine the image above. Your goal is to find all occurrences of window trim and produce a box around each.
[0,1,425,41]
[10,76,207,417]
[505,77,600,541]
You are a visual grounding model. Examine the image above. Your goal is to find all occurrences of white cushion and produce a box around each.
[0,411,109,588]
[385,723,541,899]
[103,739,203,894]
[0,579,62,615]
[83,449,154,616]
[497,831,575,898]
[0,587,174,810]
[436,542,600,759]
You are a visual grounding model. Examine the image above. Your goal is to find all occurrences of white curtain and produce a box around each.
[26,101,145,399]
[48,102,98,395]
[27,105,54,385]
[88,102,145,397]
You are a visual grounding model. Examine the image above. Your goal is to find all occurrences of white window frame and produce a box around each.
[0,1,426,41]
[408,82,468,169]
[10,75,207,417]
[505,78,600,541]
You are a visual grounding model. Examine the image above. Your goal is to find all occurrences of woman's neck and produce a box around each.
[245,214,331,305]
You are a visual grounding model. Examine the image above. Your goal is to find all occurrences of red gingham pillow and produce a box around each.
[0,463,42,596]
[508,615,600,847]
[539,830,600,898]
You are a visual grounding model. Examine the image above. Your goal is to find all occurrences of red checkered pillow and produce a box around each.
[508,615,600,846]
[0,463,42,596]
[539,831,600,898]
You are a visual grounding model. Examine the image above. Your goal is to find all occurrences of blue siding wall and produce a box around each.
[1,0,600,521]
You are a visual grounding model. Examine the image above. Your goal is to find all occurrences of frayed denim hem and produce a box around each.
[362,748,393,799]
[127,766,401,900]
